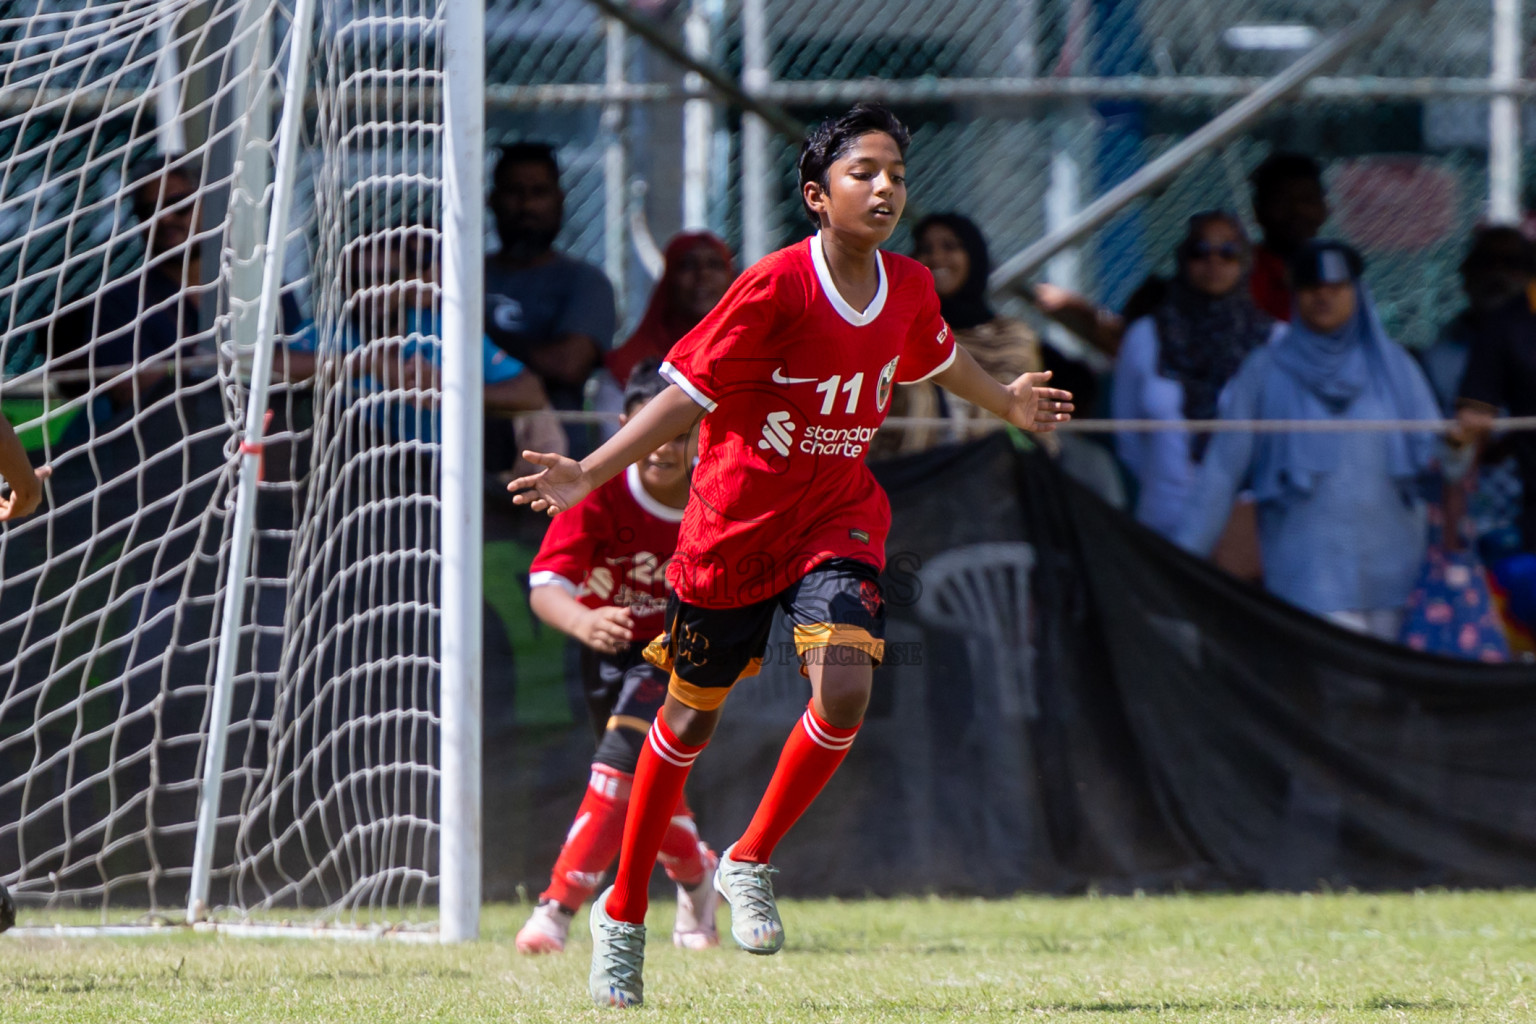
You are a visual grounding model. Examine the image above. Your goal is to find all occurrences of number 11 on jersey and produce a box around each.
[814,372,863,415]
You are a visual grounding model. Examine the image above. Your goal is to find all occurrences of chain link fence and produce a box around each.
[483,0,1531,352]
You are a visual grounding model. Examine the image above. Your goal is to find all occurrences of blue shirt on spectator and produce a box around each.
[1173,344,1433,615]
[484,253,615,411]
[288,308,523,446]
[1113,316,1284,539]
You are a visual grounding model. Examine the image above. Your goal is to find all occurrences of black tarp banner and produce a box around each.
[488,433,1536,899]
[7,427,1535,903]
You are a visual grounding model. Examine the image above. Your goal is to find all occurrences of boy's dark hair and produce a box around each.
[622,358,669,413]
[1248,152,1323,207]
[796,103,911,227]
[493,142,560,187]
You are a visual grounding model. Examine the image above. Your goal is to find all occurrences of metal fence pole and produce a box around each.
[1491,0,1523,222]
[682,0,711,231]
[741,0,771,264]
[604,17,628,318]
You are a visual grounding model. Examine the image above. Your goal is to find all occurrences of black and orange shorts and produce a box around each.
[643,558,887,712]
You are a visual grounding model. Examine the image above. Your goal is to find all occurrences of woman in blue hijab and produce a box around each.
[1174,239,1442,640]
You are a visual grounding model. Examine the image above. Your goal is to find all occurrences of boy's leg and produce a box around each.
[607,658,718,947]
[604,698,712,923]
[590,595,773,1006]
[590,702,708,1008]
[602,596,774,924]
[516,762,631,954]
[657,790,708,886]
[517,649,634,954]
[718,560,883,953]
[730,659,869,865]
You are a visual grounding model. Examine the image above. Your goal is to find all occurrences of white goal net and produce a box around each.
[0,0,480,936]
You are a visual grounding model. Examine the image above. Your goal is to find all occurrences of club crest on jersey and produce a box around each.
[876,356,899,412]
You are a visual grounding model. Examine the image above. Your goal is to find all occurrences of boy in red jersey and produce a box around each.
[514,361,720,955]
[509,103,1073,1008]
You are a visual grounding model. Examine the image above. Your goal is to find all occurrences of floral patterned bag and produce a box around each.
[1399,502,1511,662]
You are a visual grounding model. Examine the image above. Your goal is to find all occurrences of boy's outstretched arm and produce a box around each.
[0,412,50,522]
[931,345,1074,432]
[530,585,636,655]
[508,383,704,515]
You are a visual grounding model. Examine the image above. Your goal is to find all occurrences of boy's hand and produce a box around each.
[1004,370,1074,433]
[576,606,636,655]
[0,465,51,522]
[507,450,592,515]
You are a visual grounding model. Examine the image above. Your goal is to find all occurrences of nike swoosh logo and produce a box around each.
[771,368,817,385]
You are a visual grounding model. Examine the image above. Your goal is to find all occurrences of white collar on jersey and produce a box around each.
[626,463,686,523]
[809,231,888,326]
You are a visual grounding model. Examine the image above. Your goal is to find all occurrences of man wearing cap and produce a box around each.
[1174,239,1443,640]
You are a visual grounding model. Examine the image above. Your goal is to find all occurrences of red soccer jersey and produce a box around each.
[528,463,684,636]
[660,233,957,608]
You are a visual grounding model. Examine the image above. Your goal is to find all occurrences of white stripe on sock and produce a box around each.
[800,709,857,751]
[648,727,700,768]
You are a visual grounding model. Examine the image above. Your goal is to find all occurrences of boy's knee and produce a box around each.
[661,697,721,747]
[593,725,644,775]
[810,659,873,729]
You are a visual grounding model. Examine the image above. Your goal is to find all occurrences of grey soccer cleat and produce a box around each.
[713,843,784,954]
[588,885,646,1008]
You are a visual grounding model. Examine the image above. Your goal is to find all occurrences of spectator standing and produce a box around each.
[52,156,208,419]
[1423,228,1533,412]
[606,232,735,388]
[1421,229,1528,564]
[1113,211,1278,574]
[1456,233,1536,643]
[1174,240,1441,640]
[484,142,616,450]
[1248,153,1330,322]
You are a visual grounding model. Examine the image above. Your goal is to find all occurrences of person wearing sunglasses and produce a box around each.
[1173,239,1443,641]
[1112,210,1280,576]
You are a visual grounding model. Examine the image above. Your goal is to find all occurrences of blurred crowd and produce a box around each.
[13,144,1536,663]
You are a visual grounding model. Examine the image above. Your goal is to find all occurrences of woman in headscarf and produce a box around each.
[1173,239,1442,640]
[890,213,1046,455]
[1113,211,1279,551]
[606,231,735,387]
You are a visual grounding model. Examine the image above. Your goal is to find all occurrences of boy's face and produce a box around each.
[620,401,694,494]
[805,131,906,246]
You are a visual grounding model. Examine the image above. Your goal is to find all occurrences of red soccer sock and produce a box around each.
[657,791,707,888]
[605,715,706,924]
[541,764,631,912]
[732,703,860,865]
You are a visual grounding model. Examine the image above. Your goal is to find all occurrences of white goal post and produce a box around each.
[0,0,482,941]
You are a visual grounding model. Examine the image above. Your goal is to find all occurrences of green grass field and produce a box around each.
[4,892,1535,1022]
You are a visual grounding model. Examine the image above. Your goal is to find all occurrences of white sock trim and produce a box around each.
[800,709,858,751]
[648,726,702,768]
